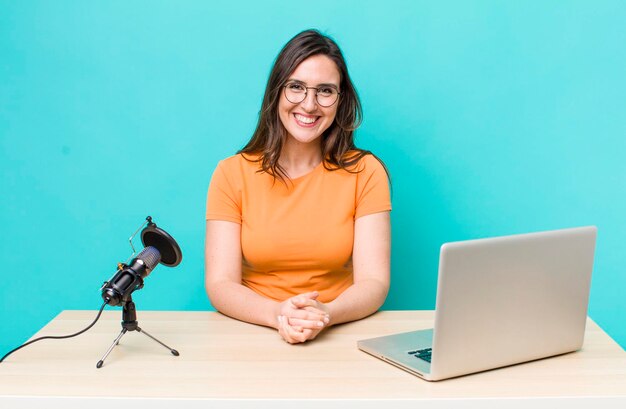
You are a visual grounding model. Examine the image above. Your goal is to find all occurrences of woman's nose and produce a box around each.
[300,91,318,111]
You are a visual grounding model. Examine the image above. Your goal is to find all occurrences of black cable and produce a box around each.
[0,301,108,363]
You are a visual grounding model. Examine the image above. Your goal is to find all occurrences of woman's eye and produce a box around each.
[318,88,333,96]
[288,83,305,91]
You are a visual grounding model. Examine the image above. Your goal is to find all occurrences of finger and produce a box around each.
[299,291,320,300]
[285,324,312,343]
[291,297,322,309]
[280,316,310,343]
[290,291,319,306]
[287,309,328,322]
[288,317,327,330]
[278,316,296,344]
[282,316,312,343]
[285,317,305,332]
[282,304,326,320]
[308,328,321,340]
[304,305,330,318]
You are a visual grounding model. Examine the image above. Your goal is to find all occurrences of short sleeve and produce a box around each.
[354,155,392,219]
[205,160,242,224]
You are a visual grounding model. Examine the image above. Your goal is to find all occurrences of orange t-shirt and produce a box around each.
[205,153,391,303]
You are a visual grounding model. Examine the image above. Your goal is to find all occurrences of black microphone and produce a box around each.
[1,216,183,366]
[101,217,182,306]
[101,246,161,306]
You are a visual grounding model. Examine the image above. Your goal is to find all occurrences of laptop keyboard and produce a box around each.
[407,348,432,363]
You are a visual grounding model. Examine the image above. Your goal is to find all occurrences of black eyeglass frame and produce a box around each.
[282,81,341,107]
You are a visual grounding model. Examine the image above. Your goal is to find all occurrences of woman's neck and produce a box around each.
[279,138,323,179]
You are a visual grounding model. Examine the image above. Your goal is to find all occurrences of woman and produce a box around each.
[205,29,391,344]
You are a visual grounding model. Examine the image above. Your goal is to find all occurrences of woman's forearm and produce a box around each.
[326,278,389,326]
[207,280,280,329]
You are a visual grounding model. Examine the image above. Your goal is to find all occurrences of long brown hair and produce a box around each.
[239,29,388,182]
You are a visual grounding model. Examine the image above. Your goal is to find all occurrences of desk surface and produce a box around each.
[1,310,625,406]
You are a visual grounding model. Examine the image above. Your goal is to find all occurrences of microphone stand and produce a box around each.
[96,294,179,368]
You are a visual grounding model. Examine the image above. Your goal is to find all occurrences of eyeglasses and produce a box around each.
[283,81,340,107]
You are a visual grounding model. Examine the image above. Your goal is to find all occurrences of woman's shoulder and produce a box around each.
[217,153,262,171]
[210,154,264,188]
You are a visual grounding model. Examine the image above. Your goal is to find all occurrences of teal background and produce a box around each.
[1,0,625,357]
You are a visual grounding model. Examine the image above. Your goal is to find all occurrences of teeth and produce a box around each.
[295,114,317,124]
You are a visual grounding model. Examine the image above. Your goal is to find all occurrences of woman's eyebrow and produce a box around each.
[317,82,339,89]
[287,78,339,88]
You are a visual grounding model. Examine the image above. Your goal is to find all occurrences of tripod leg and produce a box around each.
[96,328,128,368]
[136,327,180,356]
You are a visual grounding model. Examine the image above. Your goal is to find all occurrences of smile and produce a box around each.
[294,113,320,127]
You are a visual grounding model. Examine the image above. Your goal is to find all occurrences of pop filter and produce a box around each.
[140,218,182,267]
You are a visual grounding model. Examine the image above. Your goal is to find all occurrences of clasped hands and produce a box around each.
[275,291,330,344]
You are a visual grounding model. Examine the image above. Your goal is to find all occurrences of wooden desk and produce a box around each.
[1,310,625,408]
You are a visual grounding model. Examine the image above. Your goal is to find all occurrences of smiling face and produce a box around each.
[278,54,341,147]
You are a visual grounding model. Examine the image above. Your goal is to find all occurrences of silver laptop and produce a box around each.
[358,226,597,381]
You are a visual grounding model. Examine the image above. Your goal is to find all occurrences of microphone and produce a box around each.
[1,216,182,366]
[101,246,161,306]
[101,217,182,306]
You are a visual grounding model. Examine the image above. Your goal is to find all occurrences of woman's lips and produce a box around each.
[294,113,320,127]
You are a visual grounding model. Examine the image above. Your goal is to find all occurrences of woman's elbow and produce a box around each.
[205,278,226,311]
[367,278,390,311]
